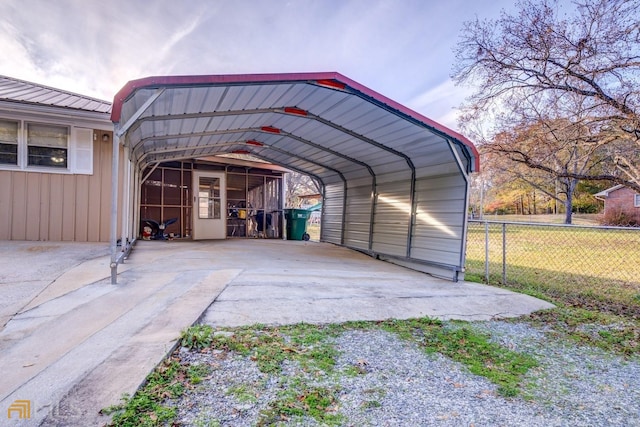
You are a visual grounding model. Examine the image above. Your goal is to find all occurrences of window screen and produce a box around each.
[0,119,18,165]
[27,123,68,168]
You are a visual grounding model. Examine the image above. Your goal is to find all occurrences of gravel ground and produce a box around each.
[170,321,640,426]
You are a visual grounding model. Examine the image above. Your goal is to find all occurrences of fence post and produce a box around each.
[502,222,507,285]
[484,221,489,283]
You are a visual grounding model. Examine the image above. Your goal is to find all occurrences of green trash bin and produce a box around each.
[285,208,310,240]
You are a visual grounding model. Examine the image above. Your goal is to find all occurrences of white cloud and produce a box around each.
[0,0,514,116]
[406,78,472,130]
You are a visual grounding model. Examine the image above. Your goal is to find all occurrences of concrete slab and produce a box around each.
[199,240,554,326]
[0,239,553,426]
[0,241,109,329]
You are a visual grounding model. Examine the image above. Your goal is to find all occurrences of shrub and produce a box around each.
[601,208,639,227]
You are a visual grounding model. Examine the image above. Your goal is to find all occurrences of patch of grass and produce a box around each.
[465,222,640,357]
[343,364,365,376]
[105,358,186,426]
[380,318,537,397]
[209,324,344,424]
[362,399,382,409]
[469,270,640,356]
[207,326,287,373]
[109,317,547,424]
[361,387,386,409]
[227,384,259,403]
[258,381,342,426]
[379,317,443,340]
[206,323,342,375]
[430,326,537,397]
[187,363,211,385]
[524,307,640,356]
[465,222,640,318]
[192,416,221,427]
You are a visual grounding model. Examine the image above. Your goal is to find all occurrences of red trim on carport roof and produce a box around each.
[110,71,480,171]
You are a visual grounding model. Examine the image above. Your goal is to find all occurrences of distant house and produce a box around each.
[594,185,640,225]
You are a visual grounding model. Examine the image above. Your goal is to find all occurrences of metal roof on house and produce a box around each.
[0,75,112,114]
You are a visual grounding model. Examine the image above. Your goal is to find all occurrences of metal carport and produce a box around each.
[109,72,479,283]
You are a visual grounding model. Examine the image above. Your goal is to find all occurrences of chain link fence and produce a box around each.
[465,220,640,310]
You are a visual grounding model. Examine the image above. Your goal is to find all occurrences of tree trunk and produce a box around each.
[564,197,573,224]
[563,179,578,225]
[532,191,537,215]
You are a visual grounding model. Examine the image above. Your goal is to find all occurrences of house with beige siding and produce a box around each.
[0,75,120,242]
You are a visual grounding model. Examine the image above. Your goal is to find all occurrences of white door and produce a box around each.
[193,171,226,240]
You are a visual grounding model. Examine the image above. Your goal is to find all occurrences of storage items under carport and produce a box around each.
[285,209,310,240]
[227,167,283,238]
[138,160,284,240]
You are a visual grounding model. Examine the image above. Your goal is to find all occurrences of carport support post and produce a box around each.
[120,146,131,253]
[110,133,121,284]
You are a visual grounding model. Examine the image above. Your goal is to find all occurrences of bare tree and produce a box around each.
[453,0,640,192]
[487,91,614,222]
[285,172,319,207]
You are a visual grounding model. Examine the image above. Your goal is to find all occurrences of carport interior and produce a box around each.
[109,72,479,283]
[139,158,285,239]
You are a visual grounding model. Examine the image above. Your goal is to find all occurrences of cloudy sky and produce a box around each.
[0,0,514,130]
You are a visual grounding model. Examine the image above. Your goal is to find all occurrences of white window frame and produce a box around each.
[26,122,70,169]
[0,118,19,166]
[0,116,93,175]
[635,193,640,207]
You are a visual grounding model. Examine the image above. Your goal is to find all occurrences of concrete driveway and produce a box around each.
[0,239,553,426]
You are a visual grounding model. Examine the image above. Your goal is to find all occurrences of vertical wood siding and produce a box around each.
[0,131,121,242]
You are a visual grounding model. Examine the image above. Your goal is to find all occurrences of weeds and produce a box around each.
[180,324,214,350]
[258,381,342,426]
[107,317,542,426]
[187,363,211,385]
[523,307,640,356]
[227,384,259,403]
[105,358,185,426]
[379,318,537,397]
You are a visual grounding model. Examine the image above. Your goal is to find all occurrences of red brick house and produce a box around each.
[595,185,640,225]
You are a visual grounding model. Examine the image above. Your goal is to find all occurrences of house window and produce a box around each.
[635,194,640,207]
[0,117,93,174]
[27,123,68,168]
[0,119,18,165]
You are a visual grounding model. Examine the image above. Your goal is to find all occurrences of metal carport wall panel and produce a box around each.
[109,72,479,283]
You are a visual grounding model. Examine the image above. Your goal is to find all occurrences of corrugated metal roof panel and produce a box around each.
[111,72,479,280]
[0,75,111,113]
